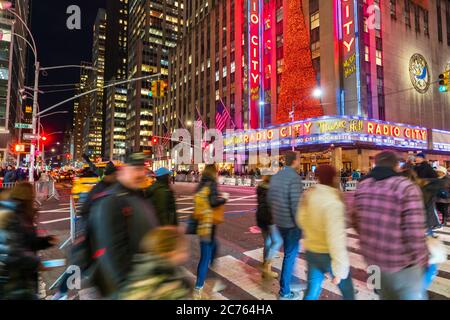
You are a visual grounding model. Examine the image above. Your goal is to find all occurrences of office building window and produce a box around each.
[404,0,411,28]
[390,0,397,19]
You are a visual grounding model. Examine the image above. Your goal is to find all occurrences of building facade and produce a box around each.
[0,0,29,165]
[84,9,107,159]
[72,61,92,162]
[160,0,450,172]
[104,0,128,161]
[126,0,184,154]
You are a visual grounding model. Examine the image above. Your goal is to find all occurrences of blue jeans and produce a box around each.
[424,264,438,291]
[195,230,218,289]
[278,226,301,296]
[304,251,355,300]
[262,225,283,262]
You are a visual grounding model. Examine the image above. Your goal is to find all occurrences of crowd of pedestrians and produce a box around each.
[0,149,449,301]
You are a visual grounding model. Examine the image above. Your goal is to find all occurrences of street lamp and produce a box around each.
[313,88,323,99]
[186,120,193,127]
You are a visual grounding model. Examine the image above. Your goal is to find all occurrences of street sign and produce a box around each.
[15,123,33,129]
[23,133,39,140]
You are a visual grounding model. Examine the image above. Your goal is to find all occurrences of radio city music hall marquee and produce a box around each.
[224,117,429,151]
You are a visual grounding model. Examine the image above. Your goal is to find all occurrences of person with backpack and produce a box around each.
[86,153,160,298]
[145,167,177,226]
[192,164,228,300]
[256,170,282,280]
[52,162,118,300]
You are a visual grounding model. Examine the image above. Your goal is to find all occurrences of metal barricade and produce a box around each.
[345,181,358,191]
[302,180,318,190]
[1,182,17,189]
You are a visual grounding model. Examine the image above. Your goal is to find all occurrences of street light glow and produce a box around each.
[186,120,192,126]
[0,1,12,10]
[313,88,323,98]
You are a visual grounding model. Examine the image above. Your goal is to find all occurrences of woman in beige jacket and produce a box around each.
[297,165,355,300]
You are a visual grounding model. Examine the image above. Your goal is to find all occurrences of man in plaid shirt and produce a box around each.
[353,151,428,300]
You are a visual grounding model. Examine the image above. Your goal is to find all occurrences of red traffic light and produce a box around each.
[152,137,158,145]
[41,136,47,141]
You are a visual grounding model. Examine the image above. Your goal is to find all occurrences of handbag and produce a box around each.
[427,236,447,265]
[212,205,225,224]
[185,217,198,235]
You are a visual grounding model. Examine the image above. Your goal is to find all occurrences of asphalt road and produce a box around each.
[36,182,450,300]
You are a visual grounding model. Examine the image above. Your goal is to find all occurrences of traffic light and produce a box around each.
[151,136,159,145]
[41,136,47,142]
[439,71,450,92]
[158,80,168,97]
[15,144,25,152]
[151,81,158,97]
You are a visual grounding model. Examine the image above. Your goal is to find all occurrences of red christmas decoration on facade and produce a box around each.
[277,0,323,124]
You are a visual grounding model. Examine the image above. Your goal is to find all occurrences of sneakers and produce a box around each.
[193,287,211,300]
[261,261,279,279]
[279,291,302,300]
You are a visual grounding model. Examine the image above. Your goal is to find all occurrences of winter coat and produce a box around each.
[297,184,350,280]
[193,176,225,240]
[118,254,191,300]
[87,183,160,298]
[268,167,303,229]
[0,201,42,300]
[419,178,445,230]
[256,181,273,231]
[145,177,177,226]
[415,162,438,179]
[3,170,16,184]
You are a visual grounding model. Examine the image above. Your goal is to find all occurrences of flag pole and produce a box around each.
[219,97,237,129]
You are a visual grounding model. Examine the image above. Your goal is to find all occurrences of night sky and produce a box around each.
[28,0,106,142]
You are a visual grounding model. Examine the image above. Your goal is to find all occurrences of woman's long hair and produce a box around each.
[202,164,217,182]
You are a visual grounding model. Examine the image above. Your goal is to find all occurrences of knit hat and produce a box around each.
[125,152,148,166]
[155,167,171,177]
[436,166,448,177]
[316,165,337,187]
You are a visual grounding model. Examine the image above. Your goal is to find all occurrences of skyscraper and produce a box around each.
[72,61,92,162]
[84,9,106,159]
[104,0,128,161]
[126,0,184,154]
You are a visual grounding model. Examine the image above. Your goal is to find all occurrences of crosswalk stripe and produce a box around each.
[182,269,229,300]
[210,256,278,300]
[244,248,378,300]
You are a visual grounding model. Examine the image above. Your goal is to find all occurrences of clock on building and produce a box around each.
[409,53,430,94]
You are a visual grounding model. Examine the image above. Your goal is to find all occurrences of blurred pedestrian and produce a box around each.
[87,153,160,298]
[3,165,16,184]
[52,162,117,300]
[435,166,449,226]
[119,226,191,300]
[145,167,177,226]
[193,164,228,300]
[298,165,354,300]
[353,151,428,300]
[268,151,303,300]
[256,170,282,280]
[414,153,438,179]
[0,183,58,299]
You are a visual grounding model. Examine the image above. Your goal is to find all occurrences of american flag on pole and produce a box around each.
[215,99,230,132]
[162,124,171,147]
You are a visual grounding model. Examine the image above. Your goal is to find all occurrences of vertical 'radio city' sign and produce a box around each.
[249,0,261,129]
[340,0,356,78]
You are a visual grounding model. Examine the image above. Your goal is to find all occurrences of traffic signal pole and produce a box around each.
[29,61,40,182]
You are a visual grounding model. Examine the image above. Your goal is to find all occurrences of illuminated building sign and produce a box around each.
[224,116,429,151]
[432,129,450,152]
[341,0,355,77]
[249,0,261,129]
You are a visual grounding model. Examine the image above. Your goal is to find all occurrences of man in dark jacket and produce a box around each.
[268,151,303,300]
[87,153,159,298]
[414,153,438,179]
[145,167,177,226]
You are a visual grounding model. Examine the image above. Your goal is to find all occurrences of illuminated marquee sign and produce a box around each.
[224,117,428,150]
[341,0,356,77]
[432,129,450,152]
[249,0,261,129]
